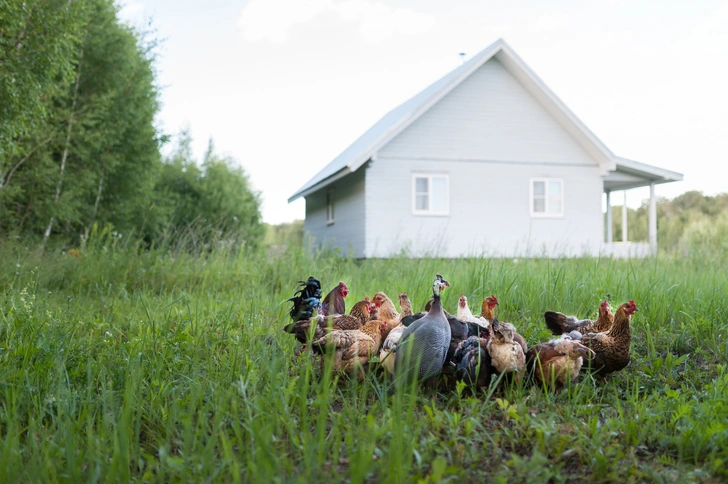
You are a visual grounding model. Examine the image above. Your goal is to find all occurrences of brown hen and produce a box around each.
[311,320,387,374]
[284,299,371,344]
[544,300,614,336]
[582,300,638,378]
[526,336,595,390]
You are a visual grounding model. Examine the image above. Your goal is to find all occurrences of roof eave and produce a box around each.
[287,167,354,203]
[614,156,684,183]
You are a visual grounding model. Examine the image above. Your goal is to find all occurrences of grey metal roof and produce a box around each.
[288,40,504,202]
[289,38,683,202]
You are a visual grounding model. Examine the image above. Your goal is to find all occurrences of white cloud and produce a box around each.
[238,0,437,44]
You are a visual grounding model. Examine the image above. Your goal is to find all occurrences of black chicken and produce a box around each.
[452,336,493,388]
[287,277,322,322]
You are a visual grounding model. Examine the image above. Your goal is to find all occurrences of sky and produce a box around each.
[119,0,728,224]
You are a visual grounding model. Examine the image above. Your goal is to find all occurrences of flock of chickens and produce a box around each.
[283,274,638,390]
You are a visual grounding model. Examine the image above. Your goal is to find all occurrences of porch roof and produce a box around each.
[602,157,683,192]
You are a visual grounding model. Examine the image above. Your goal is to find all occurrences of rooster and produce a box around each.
[581,300,638,378]
[457,295,490,329]
[544,300,614,336]
[284,298,372,344]
[287,277,322,322]
[526,335,595,390]
[311,319,387,375]
[487,321,526,383]
[320,281,349,316]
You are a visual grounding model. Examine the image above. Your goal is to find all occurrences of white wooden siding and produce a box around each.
[365,158,603,258]
[379,58,598,165]
[362,56,604,257]
[304,169,366,257]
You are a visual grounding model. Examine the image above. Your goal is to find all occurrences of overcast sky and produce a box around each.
[120,0,728,224]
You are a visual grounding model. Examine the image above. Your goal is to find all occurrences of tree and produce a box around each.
[0,0,86,162]
[151,131,263,249]
[0,0,162,243]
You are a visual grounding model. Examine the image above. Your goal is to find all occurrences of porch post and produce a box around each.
[605,190,613,244]
[622,190,628,242]
[649,182,657,251]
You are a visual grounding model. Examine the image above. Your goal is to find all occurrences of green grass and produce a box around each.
[1,238,727,482]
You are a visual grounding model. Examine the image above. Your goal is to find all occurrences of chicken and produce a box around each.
[398,292,413,320]
[287,277,322,322]
[284,298,372,344]
[480,295,499,321]
[487,321,526,383]
[544,300,614,336]
[372,292,400,327]
[581,300,638,378]
[320,281,349,316]
[365,297,379,320]
[311,319,387,374]
[378,293,413,375]
[445,314,488,365]
[457,295,490,329]
[452,336,493,388]
[526,335,595,390]
[484,296,527,354]
[394,275,451,384]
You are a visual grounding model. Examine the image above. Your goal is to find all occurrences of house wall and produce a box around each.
[304,169,366,257]
[364,159,603,257]
[365,57,604,257]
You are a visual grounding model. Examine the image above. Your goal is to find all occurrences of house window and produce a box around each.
[412,174,449,215]
[326,191,335,225]
[530,178,563,217]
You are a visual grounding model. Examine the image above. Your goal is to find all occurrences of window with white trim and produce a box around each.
[412,174,449,215]
[326,190,335,225]
[530,178,563,217]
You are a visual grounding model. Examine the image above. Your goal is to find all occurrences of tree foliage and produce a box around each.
[0,0,87,160]
[151,131,263,249]
[607,190,728,253]
[0,0,263,251]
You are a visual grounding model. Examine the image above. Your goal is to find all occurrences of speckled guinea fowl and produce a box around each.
[581,300,638,378]
[394,275,451,383]
[544,300,614,336]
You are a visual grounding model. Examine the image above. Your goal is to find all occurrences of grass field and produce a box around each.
[1,238,727,482]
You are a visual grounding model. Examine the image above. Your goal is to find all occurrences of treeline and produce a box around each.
[608,191,728,254]
[0,0,262,250]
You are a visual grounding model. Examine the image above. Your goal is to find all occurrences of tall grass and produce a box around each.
[0,236,727,481]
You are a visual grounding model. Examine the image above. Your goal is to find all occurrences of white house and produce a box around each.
[288,39,683,258]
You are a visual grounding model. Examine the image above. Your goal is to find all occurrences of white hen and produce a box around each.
[457,295,490,329]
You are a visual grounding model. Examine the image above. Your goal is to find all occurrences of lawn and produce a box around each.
[1,239,727,482]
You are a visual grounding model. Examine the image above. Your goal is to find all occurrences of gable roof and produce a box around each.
[289,38,682,202]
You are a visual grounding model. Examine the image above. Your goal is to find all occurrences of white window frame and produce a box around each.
[530,178,564,218]
[326,190,335,225]
[411,173,450,216]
